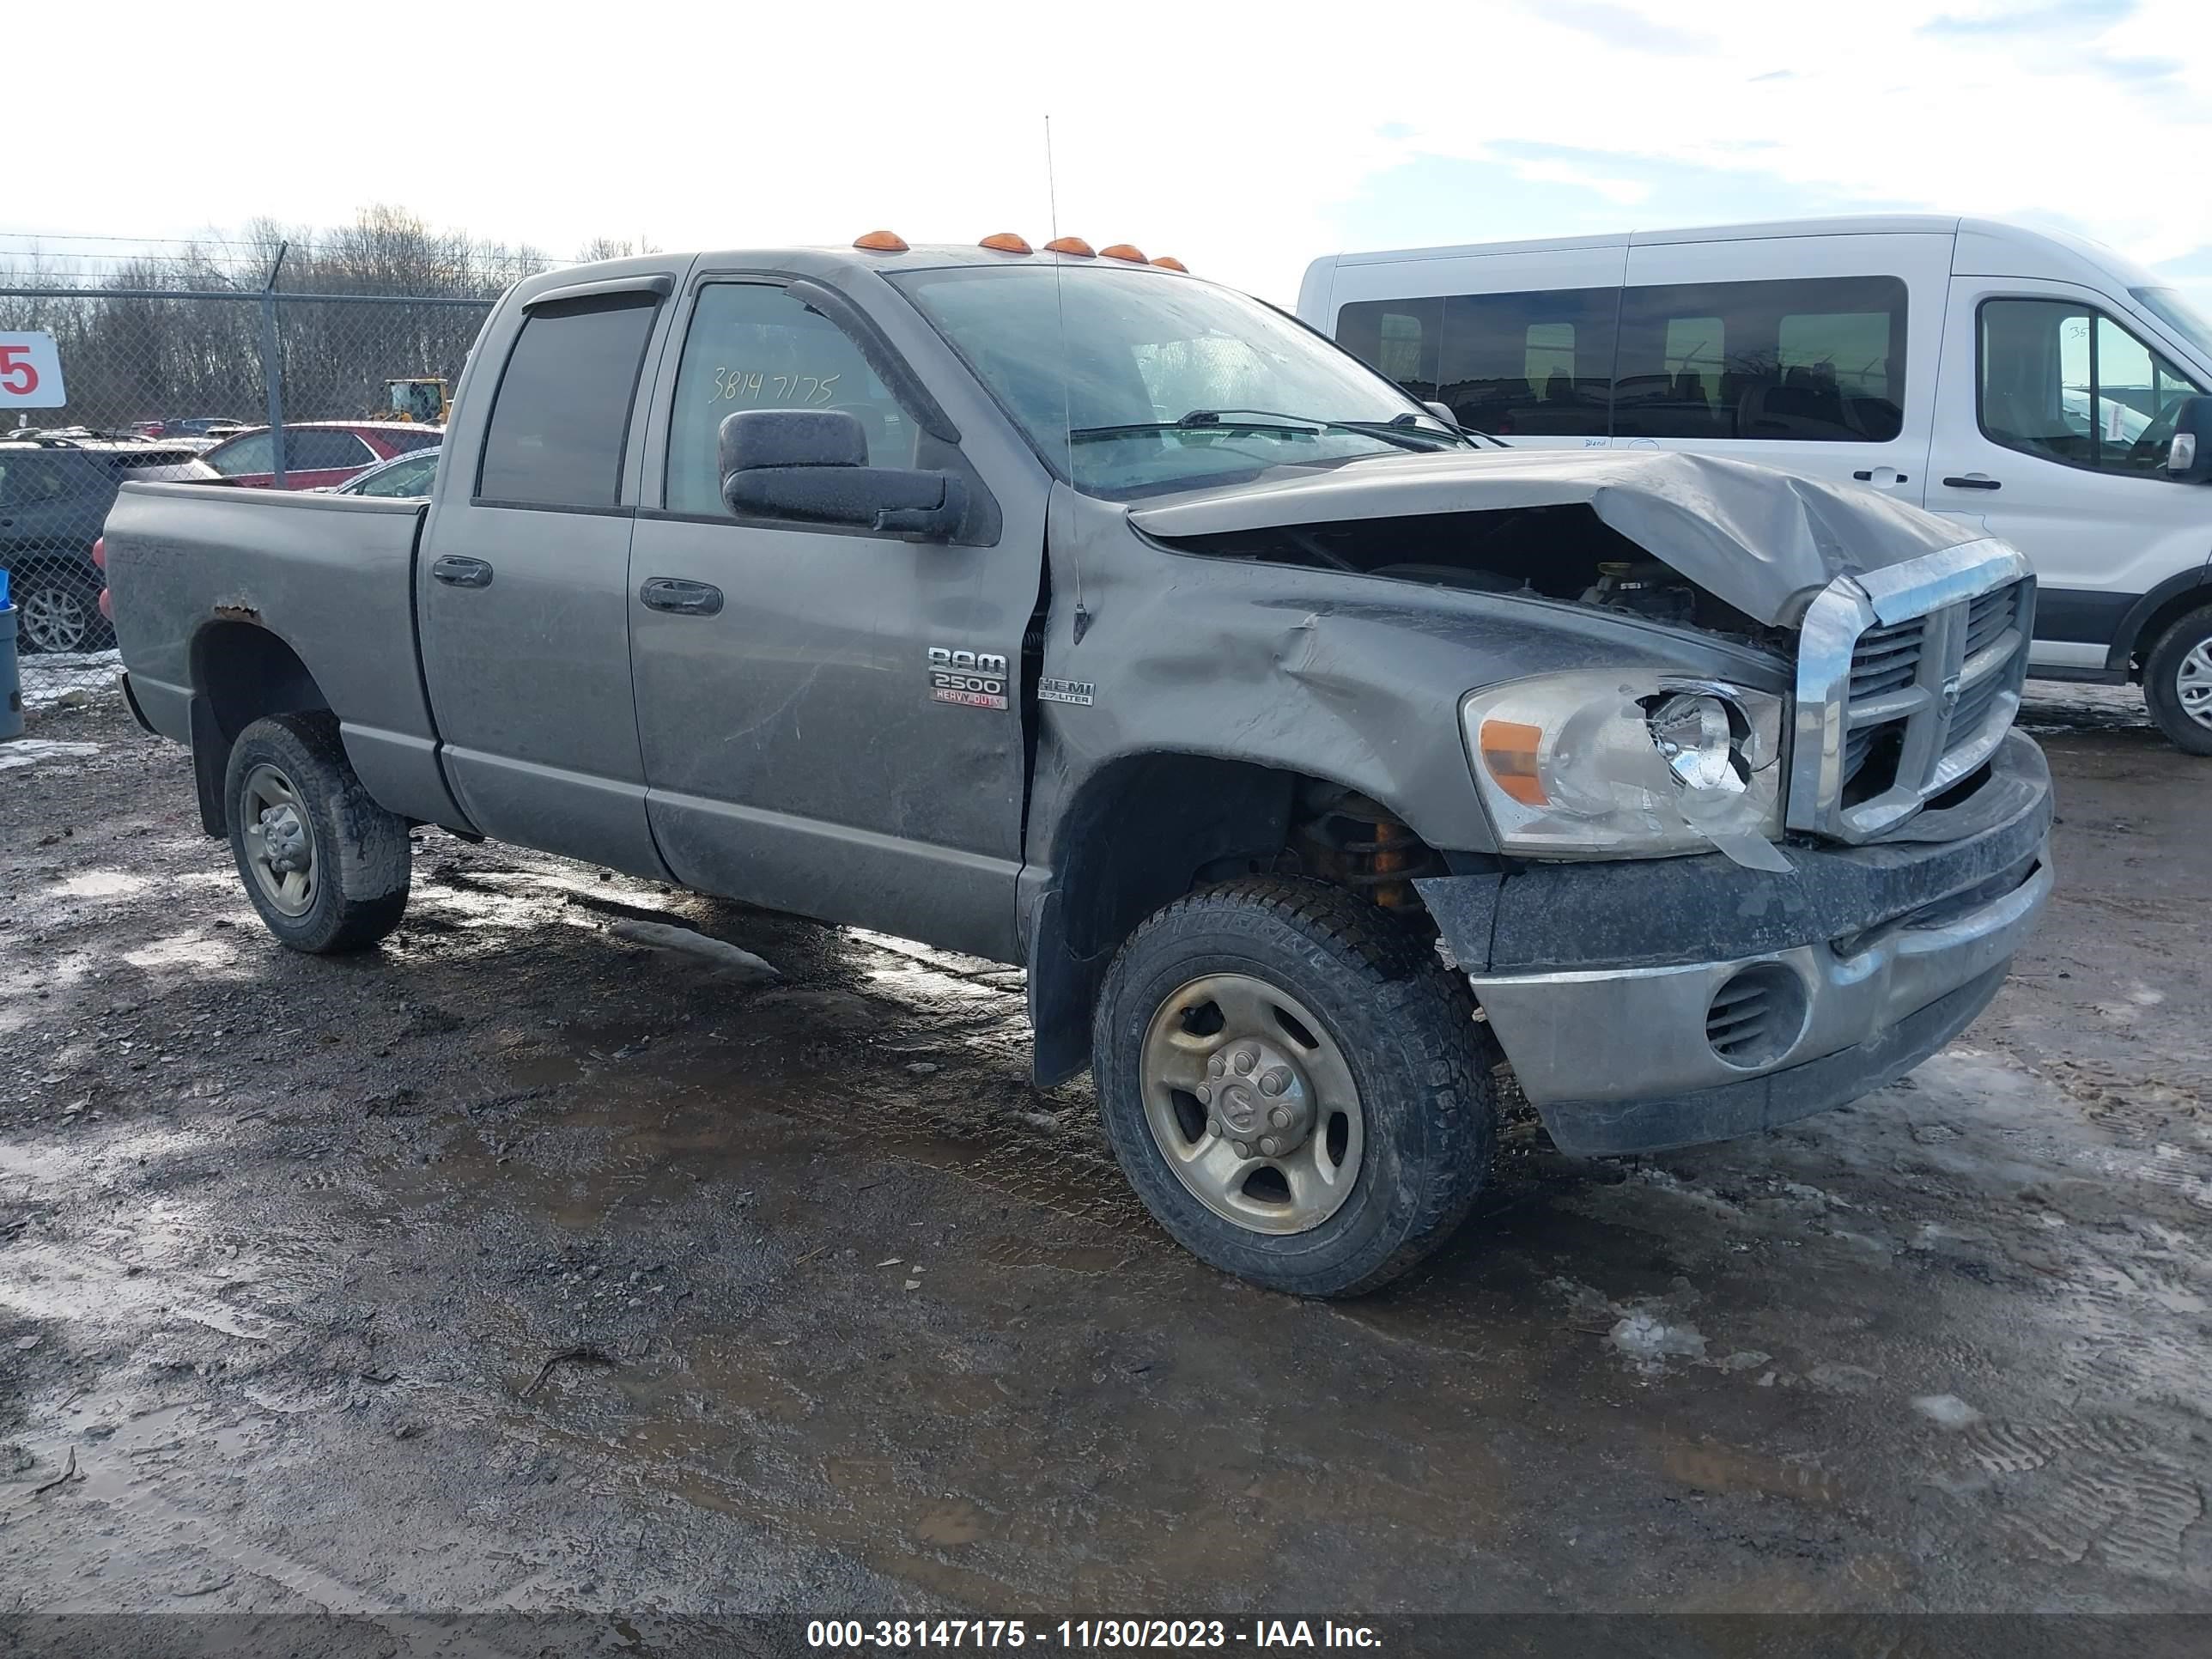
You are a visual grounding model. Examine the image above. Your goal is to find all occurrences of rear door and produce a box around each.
[416,276,678,876]
[625,272,1036,959]
[1616,231,1950,504]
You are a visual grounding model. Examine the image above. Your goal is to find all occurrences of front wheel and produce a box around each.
[223,713,411,952]
[1091,877,1498,1297]
[2142,601,2212,756]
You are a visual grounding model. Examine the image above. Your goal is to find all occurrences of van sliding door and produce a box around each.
[1617,231,1950,505]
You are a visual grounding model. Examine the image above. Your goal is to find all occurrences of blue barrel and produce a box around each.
[1,567,21,742]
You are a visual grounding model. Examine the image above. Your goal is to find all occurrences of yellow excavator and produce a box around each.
[379,377,451,424]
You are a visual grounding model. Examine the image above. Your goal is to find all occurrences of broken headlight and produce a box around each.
[1460,672,1789,870]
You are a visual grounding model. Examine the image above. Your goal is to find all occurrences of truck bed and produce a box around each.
[104,483,460,828]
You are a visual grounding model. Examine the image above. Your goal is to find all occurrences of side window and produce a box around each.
[477,292,659,508]
[664,282,919,518]
[286,429,374,471]
[209,431,275,477]
[0,457,73,503]
[1434,288,1616,436]
[1979,301,2205,474]
[1334,300,1442,401]
[1616,276,1906,441]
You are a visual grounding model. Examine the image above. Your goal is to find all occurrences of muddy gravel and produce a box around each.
[1,664,2208,1634]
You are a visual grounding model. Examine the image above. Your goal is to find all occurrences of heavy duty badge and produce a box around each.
[927,647,1009,711]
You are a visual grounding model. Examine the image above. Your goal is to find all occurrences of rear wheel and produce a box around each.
[2142,602,2212,756]
[15,574,111,654]
[1092,877,1498,1297]
[223,713,411,952]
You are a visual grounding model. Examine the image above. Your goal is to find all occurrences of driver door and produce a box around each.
[1929,280,2210,671]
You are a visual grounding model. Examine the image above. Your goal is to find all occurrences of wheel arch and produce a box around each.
[1023,749,1436,1087]
[2106,563,2212,677]
[186,620,332,836]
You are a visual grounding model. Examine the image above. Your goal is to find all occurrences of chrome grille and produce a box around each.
[1790,540,2036,843]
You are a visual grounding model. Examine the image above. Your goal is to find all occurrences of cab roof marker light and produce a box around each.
[979,233,1032,254]
[1099,243,1147,264]
[853,230,909,252]
[1042,236,1095,257]
[1151,256,1188,272]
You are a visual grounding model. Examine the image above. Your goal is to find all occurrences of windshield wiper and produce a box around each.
[1070,408,1466,451]
[1069,411,1320,444]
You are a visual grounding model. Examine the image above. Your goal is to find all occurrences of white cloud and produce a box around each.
[10,0,2210,302]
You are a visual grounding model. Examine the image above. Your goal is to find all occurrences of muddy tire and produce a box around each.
[223,713,410,952]
[1091,876,1498,1297]
[2142,602,2212,757]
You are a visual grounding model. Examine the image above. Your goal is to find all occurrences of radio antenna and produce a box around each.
[1045,112,1089,642]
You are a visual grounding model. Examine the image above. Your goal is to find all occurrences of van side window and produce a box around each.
[477,292,659,509]
[1435,289,1615,437]
[1978,301,2205,476]
[1615,277,1906,442]
[664,282,917,517]
[1330,300,1442,403]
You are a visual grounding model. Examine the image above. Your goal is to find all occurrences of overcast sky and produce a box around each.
[15,0,2212,304]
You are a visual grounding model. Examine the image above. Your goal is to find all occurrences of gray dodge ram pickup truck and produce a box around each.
[105,235,2054,1295]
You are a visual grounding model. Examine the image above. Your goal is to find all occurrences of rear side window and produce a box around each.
[0,455,80,503]
[478,293,659,508]
[1614,276,1907,442]
[208,432,275,477]
[286,429,374,471]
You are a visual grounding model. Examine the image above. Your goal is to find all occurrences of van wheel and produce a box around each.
[1091,877,1498,1297]
[223,713,411,952]
[2142,602,2212,756]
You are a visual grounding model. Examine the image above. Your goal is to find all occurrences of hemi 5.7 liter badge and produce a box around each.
[1038,678,1094,706]
[928,647,1009,711]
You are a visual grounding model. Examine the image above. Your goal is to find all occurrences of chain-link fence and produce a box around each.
[2,251,503,667]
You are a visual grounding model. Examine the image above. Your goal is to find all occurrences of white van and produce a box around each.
[1298,216,2212,751]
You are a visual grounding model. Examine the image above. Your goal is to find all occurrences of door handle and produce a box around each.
[1851,470,1910,483]
[1942,476,2002,491]
[430,555,495,588]
[639,576,724,617]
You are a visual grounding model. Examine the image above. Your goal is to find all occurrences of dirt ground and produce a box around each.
[2,659,2208,1632]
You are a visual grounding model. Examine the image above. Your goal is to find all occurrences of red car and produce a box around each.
[199,421,441,490]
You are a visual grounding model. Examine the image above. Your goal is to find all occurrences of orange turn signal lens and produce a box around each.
[1099,243,1146,264]
[853,229,909,252]
[1150,256,1188,272]
[979,232,1032,253]
[1042,235,1095,257]
[1478,719,1548,807]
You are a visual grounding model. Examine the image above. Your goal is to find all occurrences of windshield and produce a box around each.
[890,264,1466,499]
[2132,287,2212,366]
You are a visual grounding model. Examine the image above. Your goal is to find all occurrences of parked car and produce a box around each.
[2,435,214,652]
[136,416,254,441]
[331,447,440,497]
[106,237,2053,1296]
[199,422,441,491]
[1301,213,2212,753]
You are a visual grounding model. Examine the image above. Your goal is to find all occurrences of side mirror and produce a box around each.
[718,408,963,538]
[1422,400,1461,430]
[2166,395,2212,483]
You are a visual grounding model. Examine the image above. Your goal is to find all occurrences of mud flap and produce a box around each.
[190,696,229,837]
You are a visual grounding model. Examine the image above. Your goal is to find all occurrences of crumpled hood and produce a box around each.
[1126,447,1983,625]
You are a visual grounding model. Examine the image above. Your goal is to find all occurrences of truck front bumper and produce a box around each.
[1416,731,2053,1158]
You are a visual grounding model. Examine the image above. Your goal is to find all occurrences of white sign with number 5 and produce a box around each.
[0,331,66,408]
